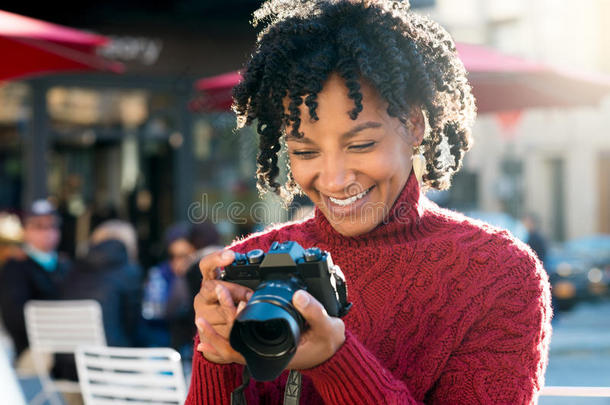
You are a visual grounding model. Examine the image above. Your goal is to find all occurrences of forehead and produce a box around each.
[283,73,389,128]
[169,238,193,250]
[26,215,57,226]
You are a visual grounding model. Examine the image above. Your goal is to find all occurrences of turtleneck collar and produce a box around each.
[312,170,429,248]
[25,244,58,272]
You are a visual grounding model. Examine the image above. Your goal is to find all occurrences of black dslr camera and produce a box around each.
[222,241,352,381]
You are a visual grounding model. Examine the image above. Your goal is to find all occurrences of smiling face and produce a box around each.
[285,73,424,237]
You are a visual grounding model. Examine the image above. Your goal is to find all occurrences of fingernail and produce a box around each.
[294,290,310,308]
[196,318,205,331]
[222,250,234,260]
[215,284,223,299]
[237,301,246,313]
[246,291,253,301]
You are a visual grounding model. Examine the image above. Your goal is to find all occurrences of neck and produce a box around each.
[25,244,58,272]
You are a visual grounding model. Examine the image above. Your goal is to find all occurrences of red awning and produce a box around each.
[0,9,124,81]
[455,43,610,113]
[192,42,610,114]
[192,71,242,111]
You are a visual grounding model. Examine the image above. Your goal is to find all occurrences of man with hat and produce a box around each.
[0,199,70,360]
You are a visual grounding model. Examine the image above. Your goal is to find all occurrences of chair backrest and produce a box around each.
[24,300,106,354]
[540,386,610,398]
[75,345,187,405]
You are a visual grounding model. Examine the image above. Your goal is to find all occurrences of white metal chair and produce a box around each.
[540,386,610,398]
[75,345,187,405]
[24,300,106,405]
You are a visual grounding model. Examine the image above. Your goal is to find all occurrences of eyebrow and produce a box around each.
[285,121,383,143]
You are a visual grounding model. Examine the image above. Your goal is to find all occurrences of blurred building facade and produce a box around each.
[0,1,268,264]
[426,0,610,241]
[0,0,438,264]
[1,0,606,265]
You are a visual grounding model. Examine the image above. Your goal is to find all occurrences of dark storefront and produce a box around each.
[0,0,434,265]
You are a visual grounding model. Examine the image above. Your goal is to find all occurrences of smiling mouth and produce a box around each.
[327,186,374,207]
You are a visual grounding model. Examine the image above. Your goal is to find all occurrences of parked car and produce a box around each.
[545,235,610,311]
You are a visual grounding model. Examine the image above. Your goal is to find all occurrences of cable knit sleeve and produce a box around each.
[186,228,287,405]
[301,330,423,404]
[426,238,553,404]
[186,343,244,404]
[301,233,552,405]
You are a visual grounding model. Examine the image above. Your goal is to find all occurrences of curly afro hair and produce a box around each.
[233,0,477,201]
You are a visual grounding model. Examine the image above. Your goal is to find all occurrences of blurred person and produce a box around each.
[141,222,194,347]
[167,222,221,358]
[52,220,142,383]
[187,1,552,404]
[0,200,70,360]
[90,219,139,262]
[142,221,222,354]
[522,213,548,265]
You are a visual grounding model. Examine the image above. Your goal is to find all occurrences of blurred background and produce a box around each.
[0,0,609,403]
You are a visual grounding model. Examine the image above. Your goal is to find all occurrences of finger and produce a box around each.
[215,284,236,315]
[196,317,244,364]
[199,249,235,280]
[198,280,252,305]
[236,300,247,316]
[193,289,231,326]
[292,290,329,326]
[197,342,219,356]
[217,281,254,304]
[200,342,218,354]
[194,289,251,328]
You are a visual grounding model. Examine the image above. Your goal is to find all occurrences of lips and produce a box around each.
[322,185,375,217]
[328,187,373,206]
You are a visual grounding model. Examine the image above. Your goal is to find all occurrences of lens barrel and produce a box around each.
[229,280,305,381]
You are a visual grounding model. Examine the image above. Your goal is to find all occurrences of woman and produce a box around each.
[187,1,552,404]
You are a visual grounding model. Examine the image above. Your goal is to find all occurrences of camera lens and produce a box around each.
[229,280,306,381]
[252,320,285,344]
[239,319,292,357]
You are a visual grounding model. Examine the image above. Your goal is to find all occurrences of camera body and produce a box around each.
[222,241,351,381]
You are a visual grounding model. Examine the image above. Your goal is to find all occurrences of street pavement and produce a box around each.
[540,299,610,404]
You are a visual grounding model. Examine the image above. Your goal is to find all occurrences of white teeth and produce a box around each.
[329,187,371,206]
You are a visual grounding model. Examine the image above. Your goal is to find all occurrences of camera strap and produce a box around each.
[230,367,251,405]
[283,370,302,405]
[230,368,302,405]
[334,274,352,317]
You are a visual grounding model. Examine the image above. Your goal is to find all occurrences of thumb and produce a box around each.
[293,290,327,321]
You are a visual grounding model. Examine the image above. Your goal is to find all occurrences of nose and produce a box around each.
[317,153,357,195]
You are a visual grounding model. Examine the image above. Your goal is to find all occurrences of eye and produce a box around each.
[349,141,376,151]
[289,150,318,159]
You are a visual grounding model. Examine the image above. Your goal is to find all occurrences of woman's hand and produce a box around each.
[287,289,346,370]
[193,249,252,365]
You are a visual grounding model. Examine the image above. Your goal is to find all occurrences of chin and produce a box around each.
[330,221,379,237]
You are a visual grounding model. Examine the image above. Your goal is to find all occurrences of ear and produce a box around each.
[407,106,425,146]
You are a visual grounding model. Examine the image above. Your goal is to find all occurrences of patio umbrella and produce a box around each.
[0,9,124,81]
[192,43,610,114]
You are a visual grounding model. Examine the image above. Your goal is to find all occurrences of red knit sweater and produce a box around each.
[186,172,553,404]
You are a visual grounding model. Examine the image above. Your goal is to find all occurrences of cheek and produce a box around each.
[46,230,60,246]
[363,148,410,183]
[288,158,312,186]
